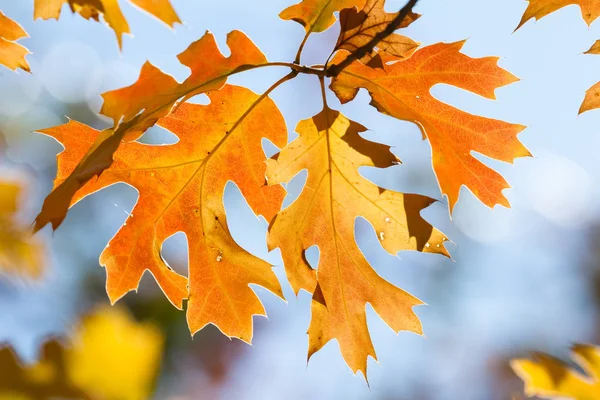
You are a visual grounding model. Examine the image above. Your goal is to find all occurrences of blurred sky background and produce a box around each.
[1,0,600,399]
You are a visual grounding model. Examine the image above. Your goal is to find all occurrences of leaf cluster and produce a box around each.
[2,0,536,381]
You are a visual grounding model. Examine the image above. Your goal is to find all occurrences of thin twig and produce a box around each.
[294,32,311,64]
[318,75,328,109]
[325,0,419,77]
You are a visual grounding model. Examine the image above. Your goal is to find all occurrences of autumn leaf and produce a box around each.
[0,12,30,72]
[34,30,271,232]
[515,0,600,30]
[280,0,367,34]
[584,40,600,54]
[516,4,600,115]
[266,105,448,376]
[511,344,600,400]
[330,42,530,211]
[334,0,420,64]
[38,84,287,342]
[0,180,43,278]
[0,305,163,400]
[33,0,180,48]
[577,41,600,115]
[515,4,600,115]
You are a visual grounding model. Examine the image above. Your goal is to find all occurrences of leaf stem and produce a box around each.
[294,32,311,64]
[326,0,419,77]
[318,75,329,109]
[267,62,325,76]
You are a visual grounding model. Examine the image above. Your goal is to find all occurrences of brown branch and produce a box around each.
[325,0,419,77]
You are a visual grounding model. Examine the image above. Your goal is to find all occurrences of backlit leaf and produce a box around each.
[38,85,287,342]
[516,3,600,116]
[584,40,600,54]
[515,0,600,29]
[33,0,180,48]
[330,42,530,211]
[511,344,600,400]
[334,0,420,64]
[0,12,30,72]
[34,30,270,232]
[280,0,367,34]
[579,81,600,115]
[579,42,600,114]
[266,106,448,376]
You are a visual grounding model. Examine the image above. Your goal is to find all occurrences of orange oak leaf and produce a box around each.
[584,40,600,54]
[0,12,30,72]
[0,305,163,400]
[0,180,43,278]
[335,0,420,64]
[515,0,600,29]
[280,0,367,34]
[266,106,448,376]
[38,85,287,342]
[511,344,600,399]
[330,42,530,211]
[34,30,270,232]
[33,0,180,48]
[579,42,600,115]
[579,81,600,114]
[516,4,600,115]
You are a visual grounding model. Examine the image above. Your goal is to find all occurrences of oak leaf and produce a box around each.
[330,42,530,210]
[0,180,43,278]
[0,305,163,400]
[38,84,287,342]
[0,12,30,72]
[578,42,600,115]
[584,40,600,54]
[34,30,270,232]
[511,344,600,400]
[280,0,367,34]
[266,106,448,376]
[515,3,600,116]
[516,0,600,29]
[33,0,180,48]
[335,0,420,64]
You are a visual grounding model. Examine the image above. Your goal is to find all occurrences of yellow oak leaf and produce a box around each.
[334,0,420,64]
[0,305,163,400]
[34,30,270,232]
[266,106,448,377]
[37,84,287,342]
[280,0,367,34]
[516,0,600,29]
[0,180,43,278]
[0,12,30,72]
[33,0,180,48]
[511,344,600,400]
[330,42,530,211]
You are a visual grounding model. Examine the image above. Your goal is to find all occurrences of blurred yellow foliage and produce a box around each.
[511,344,600,400]
[0,305,164,400]
[0,180,43,278]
